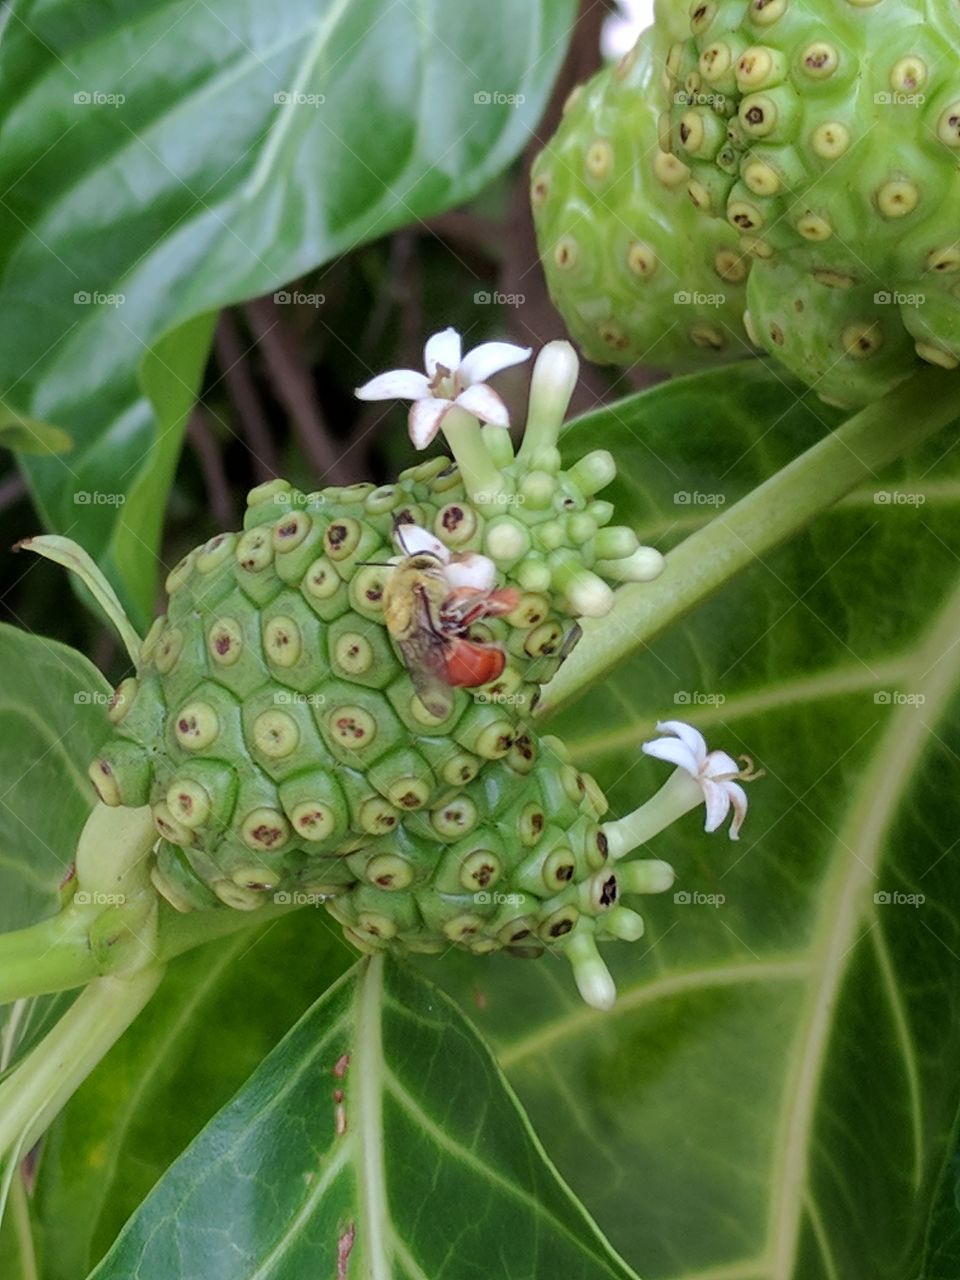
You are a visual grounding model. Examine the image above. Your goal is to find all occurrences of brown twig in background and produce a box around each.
[363,230,422,359]
[0,473,27,514]
[91,625,118,678]
[422,211,503,264]
[352,230,426,461]
[245,296,351,486]
[187,408,236,528]
[215,311,280,482]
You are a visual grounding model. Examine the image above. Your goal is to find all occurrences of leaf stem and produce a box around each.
[0,968,164,1162]
[540,366,960,716]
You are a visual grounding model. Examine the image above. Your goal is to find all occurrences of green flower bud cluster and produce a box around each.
[87,446,661,990]
[664,0,960,405]
[531,23,756,371]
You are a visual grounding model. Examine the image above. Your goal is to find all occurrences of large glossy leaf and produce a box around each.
[34,915,354,1280]
[422,362,960,1280]
[0,0,575,626]
[88,956,638,1280]
[0,622,109,1057]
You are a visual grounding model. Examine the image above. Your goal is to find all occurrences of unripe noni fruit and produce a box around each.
[531,23,757,371]
[89,451,655,979]
[665,0,960,402]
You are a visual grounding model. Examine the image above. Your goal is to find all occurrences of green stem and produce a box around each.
[603,768,704,858]
[0,895,297,1008]
[0,909,103,1003]
[540,366,960,716]
[440,406,506,503]
[9,1170,38,1280]
[0,968,163,1162]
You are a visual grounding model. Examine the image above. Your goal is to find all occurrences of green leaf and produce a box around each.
[34,915,353,1280]
[426,361,960,1279]
[0,0,575,626]
[920,1137,960,1280]
[0,622,108,934]
[87,956,637,1280]
[0,623,109,1062]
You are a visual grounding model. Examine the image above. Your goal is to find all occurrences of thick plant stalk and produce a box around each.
[0,895,290,1005]
[0,911,104,1003]
[0,804,159,1004]
[0,968,164,1162]
[541,367,960,715]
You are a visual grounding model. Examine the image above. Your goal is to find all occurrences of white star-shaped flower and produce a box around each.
[355,327,531,449]
[641,719,755,840]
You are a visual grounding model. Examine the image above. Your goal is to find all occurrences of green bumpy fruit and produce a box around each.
[88,454,653,969]
[665,0,960,403]
[531,23,756,371]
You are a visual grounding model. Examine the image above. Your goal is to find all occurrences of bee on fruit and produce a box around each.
[383,523,519,718]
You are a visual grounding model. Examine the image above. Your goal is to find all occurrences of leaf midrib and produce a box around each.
[244,0,354,198]
[353,956,391,1280]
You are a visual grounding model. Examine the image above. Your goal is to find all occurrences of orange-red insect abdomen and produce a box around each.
[442,640,506,688]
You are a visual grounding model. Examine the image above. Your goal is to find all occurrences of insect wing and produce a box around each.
[391,586,456,719]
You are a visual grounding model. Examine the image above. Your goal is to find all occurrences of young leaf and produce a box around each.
[428,362,960,1279]
[16,537,141,664]
[0,405,72,456]
[88,957,638,1280]
[0,0,576,626]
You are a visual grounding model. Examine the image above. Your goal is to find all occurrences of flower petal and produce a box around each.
[454,383,510,427]
[444,553,497,592]
[424,327,462,377]
[408,398,450,449]
[393,523,448,561]
[641,736,702,777]
[355,369,430,401]
[653,720,708,766]
[724,781,749,839]
[701,778,732,834]
[458,340,532,386]
[703,749,741,781]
